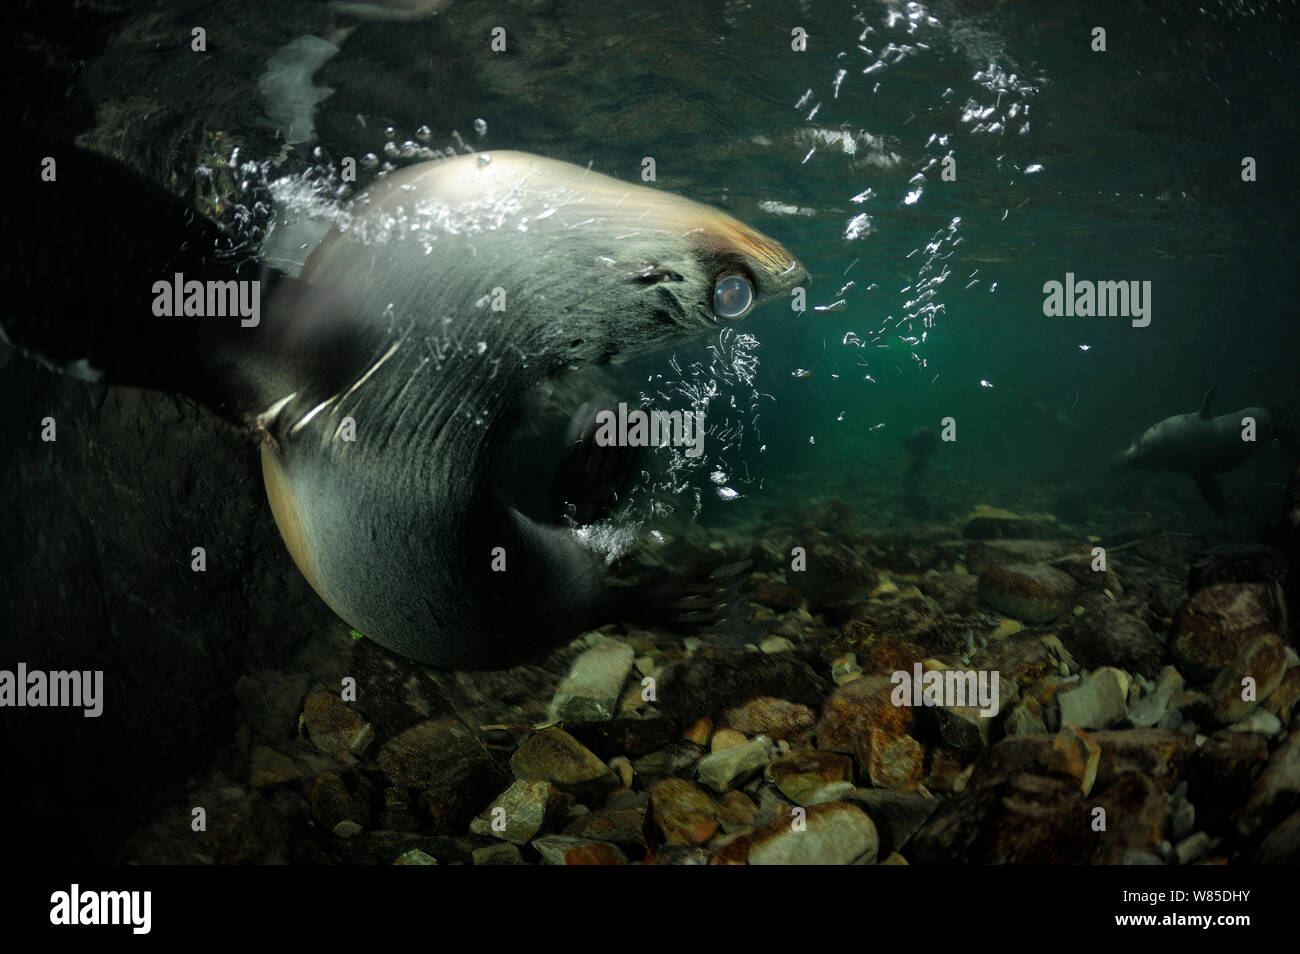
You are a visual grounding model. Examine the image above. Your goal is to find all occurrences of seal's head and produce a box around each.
[313,151,808,377]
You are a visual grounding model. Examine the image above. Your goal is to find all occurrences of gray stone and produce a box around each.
[469,779,556,844]
[1228,709,1282,736]
[1128,666,1185,729]
[395,849,438,865]
[473,843,524,865]
[697,735,773,793]
[1174,831,1211,865]
[547,636,636,723]
[1169,798,1195,841]
[1058,667,1129,729]
[749,802,879,865]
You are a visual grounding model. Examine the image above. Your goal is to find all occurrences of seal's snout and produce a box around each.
[696,212,806,293]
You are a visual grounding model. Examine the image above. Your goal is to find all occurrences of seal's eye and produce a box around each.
[713,273,754,320]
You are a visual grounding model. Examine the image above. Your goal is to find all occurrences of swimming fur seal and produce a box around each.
[3,140,805,668]
[1115,384,1273,515]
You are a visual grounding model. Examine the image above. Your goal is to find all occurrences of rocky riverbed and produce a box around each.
[119,473,1300,865]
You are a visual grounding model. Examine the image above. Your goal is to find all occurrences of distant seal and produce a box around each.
[1115,384,1273,515]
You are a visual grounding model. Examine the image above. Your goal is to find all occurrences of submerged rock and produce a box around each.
[510,727,620,796]
[697,735,773,792]
[908,774,1091,864]
[1128,666,1185,728]
[843,788,937,855]
[768,749,854,804]
[301,690,374,762]
[547,636,636,723]
[1057,667,1130,730]
[648,778,718,846]
[978,563,1080,623]
[787,532,879,610]
[1240,730,1300,832]
[721,696,817,740]
[374,719,498,834]
[656,652,829,728]
[748,802,879,865]
[1060,597,1165,679]
[469,779,560,845]
[1208,633,1288,725]
[1171,583,1285,681]
[533,835,627,865]
[962,506,1062,541]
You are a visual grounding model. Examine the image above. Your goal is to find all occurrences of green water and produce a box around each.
[458,0,1300,532]
[199,0,1300,533]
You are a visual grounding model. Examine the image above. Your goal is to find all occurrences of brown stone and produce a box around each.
[683,717,713,745]
[970,728,1194,794]
[648,778,718,846]
[1092,772,1168,863]
[1208,633,1288,725]
[310,770,372,830]
[1048,725,1100,795]
[721,696,816,740]
[909,773,1093,863]
[768,749,854,804]
[717,790,758,830]
[1171,583,1284,680]
[859,730,924,791]
[709,832,754,865]
[817,674,912,755]
[301,690,372,762]
[862,635,928,676]
[1264,667,1300,724]
[976,635,1060,685]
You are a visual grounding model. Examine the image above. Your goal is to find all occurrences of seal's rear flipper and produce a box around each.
[1193,474,1227,516]
[1,131,367,429]
[548,394,640,525]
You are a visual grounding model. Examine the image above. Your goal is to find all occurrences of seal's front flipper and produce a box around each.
[548,394,640,525]
[604,558,756,645]
[1193,474,1227,516]
[665,559,755,626]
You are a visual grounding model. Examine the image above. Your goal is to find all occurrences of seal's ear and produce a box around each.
[1197,383,1217,419]
[0,130,367,430]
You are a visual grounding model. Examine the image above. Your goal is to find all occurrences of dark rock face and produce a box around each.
[0,371,338,861]
[1186,730,1270,835]
[1060,594,1166,679]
